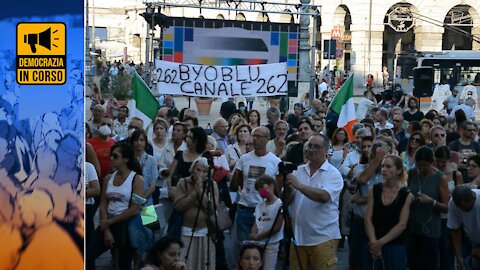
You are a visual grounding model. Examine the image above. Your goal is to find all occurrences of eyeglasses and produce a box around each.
[393,120,402,123]
[410,138,422,143]
[306,143,324,150]
[467,163,480,168]
[100,122,112,127]
[245,143,254,146]
[337,133,346,136]
[434,133,446,138]
[465,129,476,132]
[111,153,120,159]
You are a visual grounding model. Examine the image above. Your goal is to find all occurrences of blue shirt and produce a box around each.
[139,152,159,206]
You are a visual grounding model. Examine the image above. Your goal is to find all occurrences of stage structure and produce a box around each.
[143,0,320,101]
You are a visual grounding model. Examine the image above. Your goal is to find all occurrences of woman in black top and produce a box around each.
[167,127,207,188]
[166,126,207,238]
[365,154,414,270]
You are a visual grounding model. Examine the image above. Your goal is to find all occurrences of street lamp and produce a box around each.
[143,4,154,83]
[310,6,319,103]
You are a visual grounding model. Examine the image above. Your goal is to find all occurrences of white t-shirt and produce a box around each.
[254,198,284,244]
[85,162,98,205]
[447,189,480,245]
[319,82,328,94]
[150,140,166,166]
[235,152,281,207]
[356,98,374,120]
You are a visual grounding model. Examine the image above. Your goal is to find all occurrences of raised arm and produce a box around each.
[286,174,330,203]
[357,148,386,184]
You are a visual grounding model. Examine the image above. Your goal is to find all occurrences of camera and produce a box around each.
[278,161,299,175]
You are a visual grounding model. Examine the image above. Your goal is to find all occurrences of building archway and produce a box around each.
[442,5,478,50]
[331,5,352,72]
[236,12,246,21]
[256,13,269,22]
[382,3,418,86]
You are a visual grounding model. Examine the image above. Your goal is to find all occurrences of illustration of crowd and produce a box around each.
[83,67,480,270]
[0,54,85,269]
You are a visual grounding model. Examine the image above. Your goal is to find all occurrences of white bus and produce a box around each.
[417,50,480,93]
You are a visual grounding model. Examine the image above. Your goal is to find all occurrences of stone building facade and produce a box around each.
[89,0,480,88]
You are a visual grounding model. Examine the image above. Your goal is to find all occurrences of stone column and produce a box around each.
[415,25,443,52]
[349,23,384,93]
[297,0,311,103]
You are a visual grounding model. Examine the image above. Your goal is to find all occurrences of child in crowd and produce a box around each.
[249,175,284,270]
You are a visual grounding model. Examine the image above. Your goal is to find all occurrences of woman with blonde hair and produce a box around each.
[224,124,252,170]
[227,113,247,144]
[174,157,219,270]
[365,154,414,270]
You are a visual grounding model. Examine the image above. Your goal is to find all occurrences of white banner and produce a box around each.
[154,60,288,98]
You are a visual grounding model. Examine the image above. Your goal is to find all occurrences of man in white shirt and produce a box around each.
[374,108,393,132]
[286,134,344,270]
[356,91,377,121]
[448,185,480,270]
[319,78,329,95]
[230,126,281,246]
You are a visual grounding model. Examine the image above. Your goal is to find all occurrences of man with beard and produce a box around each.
[448,121,480,183]
[403,96,424,122]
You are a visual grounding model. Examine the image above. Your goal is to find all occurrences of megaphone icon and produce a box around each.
[24,28,51,53]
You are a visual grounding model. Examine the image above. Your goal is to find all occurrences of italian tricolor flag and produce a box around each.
[330,74,356,140]
[131,72,160,129]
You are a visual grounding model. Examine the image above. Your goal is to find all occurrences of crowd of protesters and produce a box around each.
[85,71,480,270]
